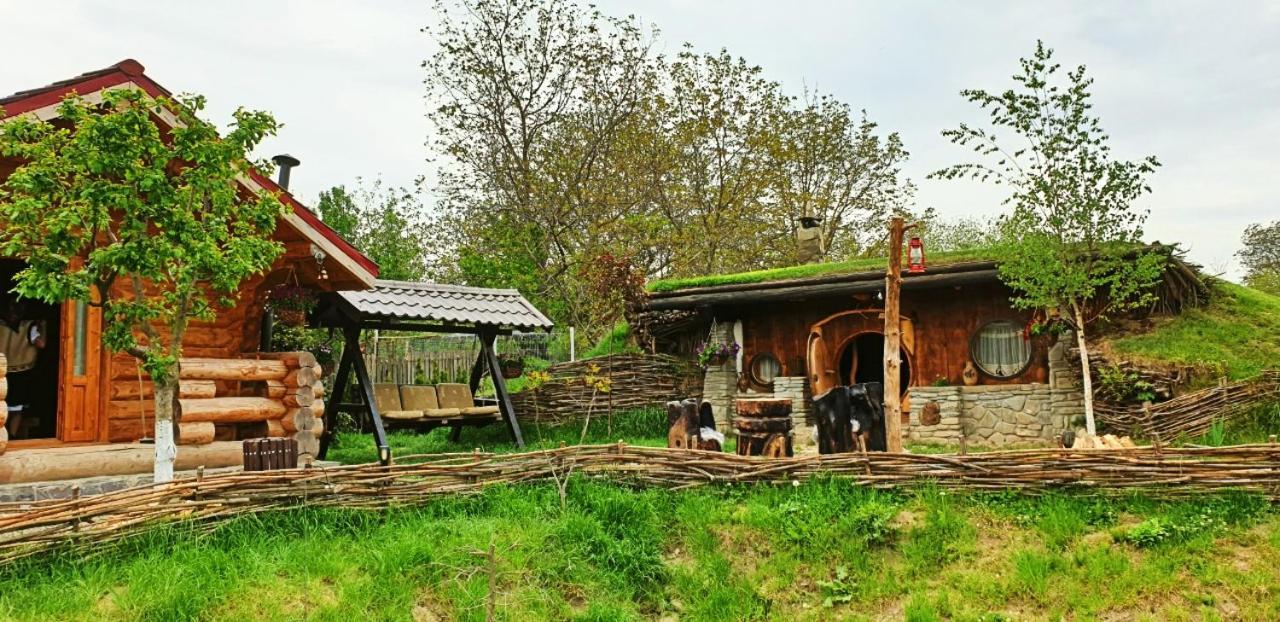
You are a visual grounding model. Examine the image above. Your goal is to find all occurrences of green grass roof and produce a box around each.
[646,249,998,293]
[1109,281,1280,381]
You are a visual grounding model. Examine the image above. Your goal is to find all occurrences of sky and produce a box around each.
[2,1,1276,280]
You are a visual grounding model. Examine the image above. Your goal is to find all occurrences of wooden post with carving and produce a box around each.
[883,216,911,453]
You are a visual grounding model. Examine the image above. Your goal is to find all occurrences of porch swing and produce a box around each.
[309,280,553,465]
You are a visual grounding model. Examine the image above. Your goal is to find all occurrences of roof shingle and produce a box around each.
[335,280,553,330]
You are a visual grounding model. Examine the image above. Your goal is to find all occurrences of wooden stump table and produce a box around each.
[733,397,793,458]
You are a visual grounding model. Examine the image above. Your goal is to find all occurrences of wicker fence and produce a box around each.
[3,443,1280,566]
[510,353,703,424]
[1096,370,1280,439]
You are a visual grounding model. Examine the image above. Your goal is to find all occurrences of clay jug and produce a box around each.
[962,361,979,386]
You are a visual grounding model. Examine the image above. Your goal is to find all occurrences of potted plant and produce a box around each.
[695,341,740,368]
[267,284,318,327]
[497,344,526,378]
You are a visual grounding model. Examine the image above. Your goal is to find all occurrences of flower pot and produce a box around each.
[500,360,524,378]
[705,353,729,367]
[274,307,307,327]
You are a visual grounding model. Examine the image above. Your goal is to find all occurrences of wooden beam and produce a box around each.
[318,330,355,461]
[347,326,391,464]
[883,217,907,453]
[481,329,525,448]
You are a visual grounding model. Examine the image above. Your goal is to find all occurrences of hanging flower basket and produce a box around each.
[267,284,317,328]
[500,358,525,379]
[274,307,308,327]
[695,341,740,368]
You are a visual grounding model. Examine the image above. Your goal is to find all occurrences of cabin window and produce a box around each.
[970,320,1031,378]
[749,352,782,386]
[72,299,89,376]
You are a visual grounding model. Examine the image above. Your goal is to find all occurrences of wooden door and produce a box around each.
[57,299,102,442]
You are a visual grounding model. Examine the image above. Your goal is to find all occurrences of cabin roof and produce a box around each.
[0,59,380,289]
[646,258,1002,311]
[646,249,998,295]
[330,280,554,331]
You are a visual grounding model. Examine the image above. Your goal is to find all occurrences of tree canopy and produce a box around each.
[424,0,919,341]
[316,179,432,282]
[933,41,1165,435]
[1237,220,1280,295]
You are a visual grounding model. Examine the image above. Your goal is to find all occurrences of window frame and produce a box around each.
[968,319,1033,380]
[747,351,782,389]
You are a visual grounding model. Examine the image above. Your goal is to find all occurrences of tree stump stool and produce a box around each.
[734,397,793,458]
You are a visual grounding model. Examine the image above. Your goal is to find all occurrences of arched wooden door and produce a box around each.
[806,310,915,393]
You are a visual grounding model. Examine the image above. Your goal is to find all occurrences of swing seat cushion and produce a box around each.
[399,385,439,410]
[396,385,461,418]
[382,409,425,421]
[375,384,423,420]
[437,384,501,418]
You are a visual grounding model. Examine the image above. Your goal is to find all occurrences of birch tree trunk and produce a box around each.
[1072,303,1097,436]
[153,376,178,482]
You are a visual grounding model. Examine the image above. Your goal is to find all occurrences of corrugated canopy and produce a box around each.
[331,280,553,331]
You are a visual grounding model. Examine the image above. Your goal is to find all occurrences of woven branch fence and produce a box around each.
[510,354,703,424]
[3,443,1280,566]
[1095,370,1280,439]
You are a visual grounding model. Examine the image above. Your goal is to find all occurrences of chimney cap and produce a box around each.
[798,216,822,228]
[272,154,301,168]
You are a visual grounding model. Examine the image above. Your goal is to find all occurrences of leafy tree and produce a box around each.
[932,41,1165,435]
[1237,221,1280,295]
[424,0,921,341]
[316,179,431,281]
[0,90,284,480]
[425,0,656,338]
[769,94,916,262]
[918,216,1001,253]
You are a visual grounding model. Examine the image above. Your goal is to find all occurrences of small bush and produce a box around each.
[1115,493,1270,547]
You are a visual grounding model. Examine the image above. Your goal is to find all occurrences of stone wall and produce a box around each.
[701,321,738,431]
[906,384,1059,446]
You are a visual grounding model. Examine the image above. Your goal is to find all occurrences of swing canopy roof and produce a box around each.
[315,279,553,333]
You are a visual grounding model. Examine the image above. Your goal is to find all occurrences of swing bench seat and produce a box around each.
[373,384,500,426]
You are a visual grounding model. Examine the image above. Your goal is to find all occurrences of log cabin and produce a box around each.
[0,60,380,483]
[641,231,1206,449]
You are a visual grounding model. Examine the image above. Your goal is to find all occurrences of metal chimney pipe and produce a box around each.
[271,154,301,190]
[796,216,824,263]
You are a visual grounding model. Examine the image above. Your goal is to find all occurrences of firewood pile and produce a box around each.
[509,354,702,424]
[1095,370,1280,439]
[3,442,1280,566]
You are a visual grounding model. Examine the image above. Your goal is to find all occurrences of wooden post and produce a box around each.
[883,216,908,453]
[480,328,525,449]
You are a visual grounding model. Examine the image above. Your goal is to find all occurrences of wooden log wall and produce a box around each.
[104,352,323,459]
[734,282,1051,387]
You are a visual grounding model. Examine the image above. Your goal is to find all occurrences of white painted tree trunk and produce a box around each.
[1073,305,1097,436]
[153,380,177,483]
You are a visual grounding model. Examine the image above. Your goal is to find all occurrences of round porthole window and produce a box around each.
[749,352,782,387]
[969,320,1032,379]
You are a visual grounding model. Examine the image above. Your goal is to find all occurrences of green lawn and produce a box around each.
[2,479,1277,621]
[1110,281,1280,381]
[646,249,996,293]
[324,408,675,465]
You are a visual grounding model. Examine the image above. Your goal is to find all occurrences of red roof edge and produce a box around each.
[0,59,379,280]
[248,169,381,277]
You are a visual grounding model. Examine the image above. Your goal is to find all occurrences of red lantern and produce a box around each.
[907,236,926,274]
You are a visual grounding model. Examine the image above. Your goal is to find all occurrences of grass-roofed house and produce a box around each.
[642,245,1206,449]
